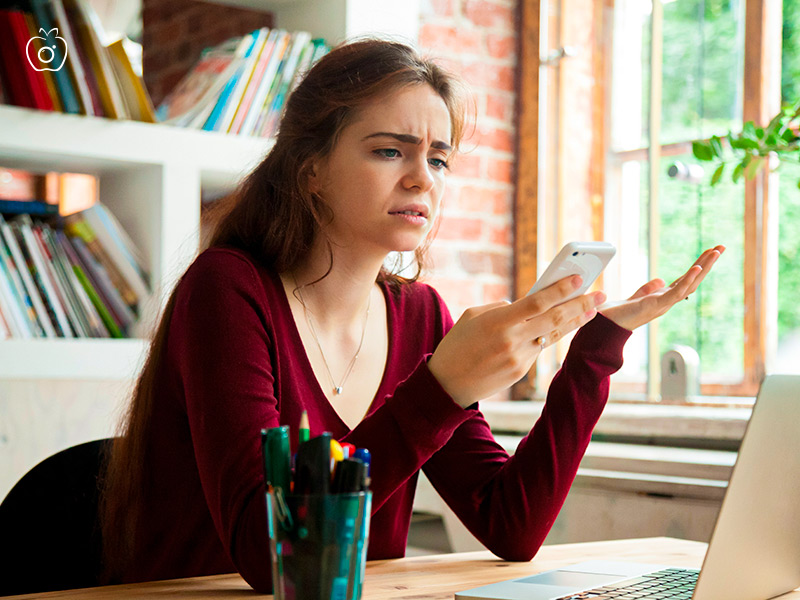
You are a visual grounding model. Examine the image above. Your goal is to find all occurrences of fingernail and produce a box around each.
[572,275,583,289]
[585,308,597,319]
[593,291,607,305]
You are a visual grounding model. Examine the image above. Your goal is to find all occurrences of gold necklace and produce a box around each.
[295,282,371,396]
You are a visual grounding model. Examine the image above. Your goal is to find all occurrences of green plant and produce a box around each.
[692,99,800,187]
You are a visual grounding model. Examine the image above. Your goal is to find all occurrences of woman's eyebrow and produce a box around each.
[362,132,452,151]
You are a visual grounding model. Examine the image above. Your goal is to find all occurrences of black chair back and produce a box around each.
[0,438,113,597]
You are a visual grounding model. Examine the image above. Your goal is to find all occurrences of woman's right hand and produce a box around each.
[427,275,606,408]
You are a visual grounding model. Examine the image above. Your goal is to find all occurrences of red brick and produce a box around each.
[436,217,484,241]
[486,33,516,60]
[478,125,514,153]
[482,282,512,303]
[487,156,514,184]
[486,92,513,121]
[450,152,483,178]
[455,185,509,215]
[464,0,515,30]
[430,0,455,17]
[488,222,512,245]
[462,61,515,92]
[419,24,482,56]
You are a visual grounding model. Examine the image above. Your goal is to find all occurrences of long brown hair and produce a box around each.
[100,38,471,581]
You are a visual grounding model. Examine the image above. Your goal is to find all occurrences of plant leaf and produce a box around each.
[709,135,723,158]
[711,163,725,186]
[692,141,714,161]
[732,162,744,183]
[744,157,764,180]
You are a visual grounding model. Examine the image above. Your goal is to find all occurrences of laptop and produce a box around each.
[456,374,800,600]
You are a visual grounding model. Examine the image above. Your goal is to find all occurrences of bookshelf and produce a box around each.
[0,0,422,500]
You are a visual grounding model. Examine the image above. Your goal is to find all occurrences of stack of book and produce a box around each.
[156,28,328,138]
[0,0,156,122]
[0,168,151,340]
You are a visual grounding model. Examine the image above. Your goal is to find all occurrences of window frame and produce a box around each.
[514,0,783,401]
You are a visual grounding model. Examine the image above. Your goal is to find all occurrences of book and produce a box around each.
[239,30,290,137]
[23,0,78,112]
[49,0,99,116]
[0,230,43,336]
[56,229,109,337]
[38,224,90,336]
[260,31,313,139]
[0,8,55,111]
[217,27,270,134]
[229,28,280,135]
[23,12,63,112]
[60,232,121,338]
[107,38,156,123]
[0,237,32,338]
[202,31,259,132]
[15,214,74,337]
[79,203,150,297]
[65,215,138,310]
[32,222,85,336]
[157,37,244,127]
[68,234,134,334]
[0,199,59,216]
[0,168,39,201]
[0,213,56,337]
[60,0,128,119]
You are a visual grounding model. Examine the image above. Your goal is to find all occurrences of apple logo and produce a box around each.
[26,27,68,72]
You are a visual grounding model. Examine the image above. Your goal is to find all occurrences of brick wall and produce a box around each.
[142,0,273,107]
[142,0,519,324]
[417,0,517,321]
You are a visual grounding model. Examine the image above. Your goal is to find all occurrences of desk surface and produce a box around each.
[11,537,800,599]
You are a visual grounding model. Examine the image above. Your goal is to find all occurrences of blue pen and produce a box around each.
[353,448,371,488]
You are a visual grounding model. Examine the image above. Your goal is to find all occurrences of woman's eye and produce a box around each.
[375,148,401,159]
[428,157,450,171]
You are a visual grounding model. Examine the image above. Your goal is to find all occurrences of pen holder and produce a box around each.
[266,490,372,600]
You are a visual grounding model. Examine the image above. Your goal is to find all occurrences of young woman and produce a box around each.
[101,39,723,592]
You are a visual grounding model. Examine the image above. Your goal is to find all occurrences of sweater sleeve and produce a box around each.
[421,313,632,561]
[169,254,471,592]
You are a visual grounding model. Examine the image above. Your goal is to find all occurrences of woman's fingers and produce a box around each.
[512,275,585,321]
[628,278,665,301]
[518,290,605,347]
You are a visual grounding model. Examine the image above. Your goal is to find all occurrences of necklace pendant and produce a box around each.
[334,386,343,395]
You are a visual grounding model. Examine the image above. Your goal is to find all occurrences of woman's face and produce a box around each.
[310,83,453,257]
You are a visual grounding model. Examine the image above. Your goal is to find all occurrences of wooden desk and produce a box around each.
[11,537,800,599]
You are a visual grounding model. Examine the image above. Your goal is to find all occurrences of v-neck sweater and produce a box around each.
[128,246,632,592]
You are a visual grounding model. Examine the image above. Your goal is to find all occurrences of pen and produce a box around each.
[299,410,310,444]
[294,432,332,495]
[266,425,292,493]
[341,442,356,459]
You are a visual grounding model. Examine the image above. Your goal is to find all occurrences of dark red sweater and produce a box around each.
[129,246,631,592]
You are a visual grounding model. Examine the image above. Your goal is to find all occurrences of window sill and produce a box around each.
[481,399,752,450]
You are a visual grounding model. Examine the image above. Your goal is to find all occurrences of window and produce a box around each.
[516,0,791,401]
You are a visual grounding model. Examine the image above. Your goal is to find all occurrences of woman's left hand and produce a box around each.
[600,245,725,331]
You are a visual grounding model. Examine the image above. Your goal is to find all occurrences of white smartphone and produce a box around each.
[526,241,616,303]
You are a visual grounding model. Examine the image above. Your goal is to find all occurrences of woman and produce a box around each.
[101,39,723,592]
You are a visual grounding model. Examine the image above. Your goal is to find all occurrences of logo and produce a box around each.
[26,27,68,72]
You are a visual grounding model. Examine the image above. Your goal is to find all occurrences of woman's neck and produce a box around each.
[283,244,386,332]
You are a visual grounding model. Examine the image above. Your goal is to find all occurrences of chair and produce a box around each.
[0,438,114,597]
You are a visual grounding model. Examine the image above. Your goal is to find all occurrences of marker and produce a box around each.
[340,442,356,460]
[294,432,332,495]
[299,410,310,444]
[266,425,292,493]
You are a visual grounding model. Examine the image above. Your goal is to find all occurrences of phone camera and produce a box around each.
[572,251,579,256]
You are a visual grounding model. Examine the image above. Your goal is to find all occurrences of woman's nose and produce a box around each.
[402,158,435,192]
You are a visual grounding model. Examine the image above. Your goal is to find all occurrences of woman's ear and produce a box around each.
[307,157,325,194]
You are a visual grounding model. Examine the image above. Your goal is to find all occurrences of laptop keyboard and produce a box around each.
[557,567,699,599]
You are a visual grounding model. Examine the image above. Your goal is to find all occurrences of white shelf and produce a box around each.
[0,104,271,191]
[0,338,148,380]
[199,0,421,45]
